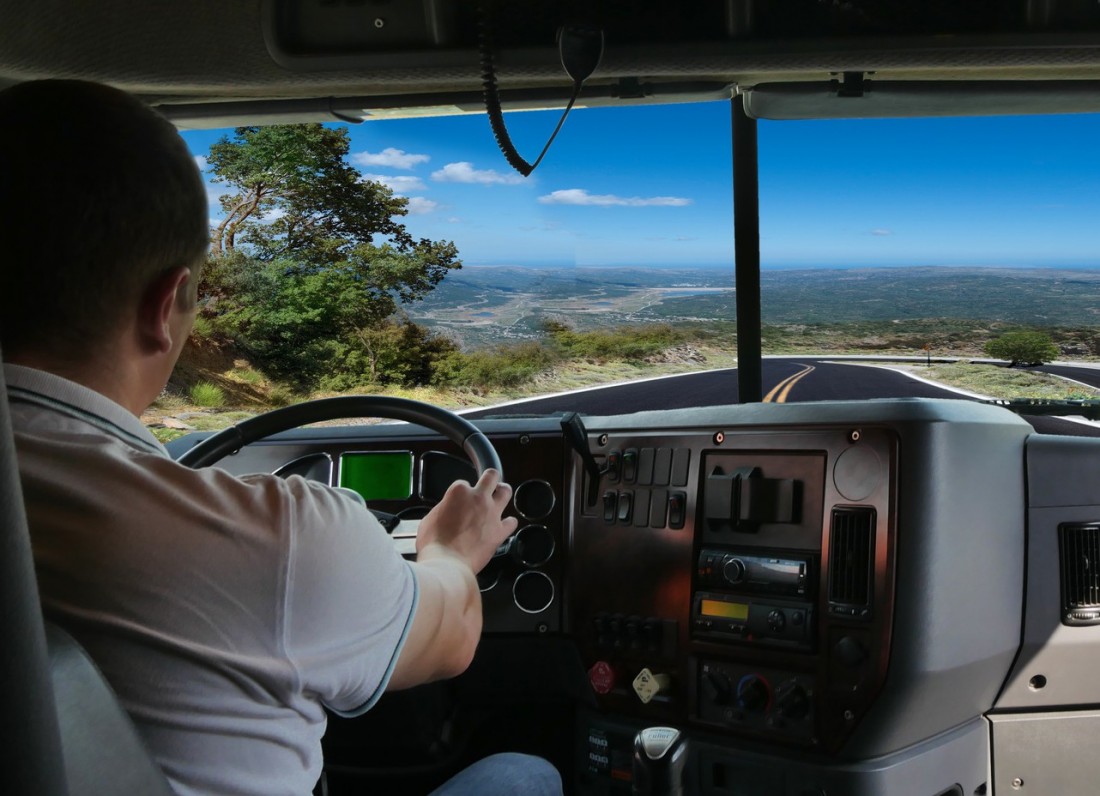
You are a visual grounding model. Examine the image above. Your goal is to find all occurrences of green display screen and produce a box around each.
[338,452,413,502]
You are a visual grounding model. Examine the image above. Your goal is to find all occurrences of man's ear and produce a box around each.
[137,266,193,355]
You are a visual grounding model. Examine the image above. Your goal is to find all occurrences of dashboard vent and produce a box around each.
[828,508,875,620]
[1060,523,1100,626]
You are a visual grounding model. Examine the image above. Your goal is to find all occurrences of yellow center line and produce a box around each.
[763,364,816,403]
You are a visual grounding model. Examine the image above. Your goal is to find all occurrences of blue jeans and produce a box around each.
[428,753,562,796]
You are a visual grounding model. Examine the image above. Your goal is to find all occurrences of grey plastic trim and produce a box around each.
[745,80,1100,120]
[695,717,990,796]
[990,710,1100,794]
[996,435,1100,709]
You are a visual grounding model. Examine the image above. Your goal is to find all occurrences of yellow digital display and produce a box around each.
[700,599,749,620]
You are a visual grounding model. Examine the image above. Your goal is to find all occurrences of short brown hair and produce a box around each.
[0,80,208,360]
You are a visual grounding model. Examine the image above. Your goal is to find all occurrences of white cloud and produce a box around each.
[361,173,427,194]
[406,197,439,215]
[431,161,525,185]
[193,155,208,171]
[351,147,430,169]
[205,183,232,208]
[871,228,893,236]
[447,216,462,224]
[538,189,692,207]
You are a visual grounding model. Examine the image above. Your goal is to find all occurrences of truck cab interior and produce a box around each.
[6,2,1100,795]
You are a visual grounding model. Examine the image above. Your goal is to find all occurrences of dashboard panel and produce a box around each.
[168,398,1100,796]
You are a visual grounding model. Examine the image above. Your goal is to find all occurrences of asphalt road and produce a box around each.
[465,359,960,418]
[1033,363,1100,390]
[465,357,1100,437]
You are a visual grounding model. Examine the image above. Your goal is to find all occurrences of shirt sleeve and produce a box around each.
[276,475,418,716]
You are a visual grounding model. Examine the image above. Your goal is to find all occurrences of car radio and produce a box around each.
[696,549,809,597]
[693,549,815,649]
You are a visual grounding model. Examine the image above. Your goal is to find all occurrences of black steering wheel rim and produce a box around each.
[175,395,502,478]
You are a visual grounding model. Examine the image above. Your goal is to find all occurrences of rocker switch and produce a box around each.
[618,492,633,524]
[603,491,617,523]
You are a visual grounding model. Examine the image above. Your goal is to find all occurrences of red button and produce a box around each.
[588,661,616,695]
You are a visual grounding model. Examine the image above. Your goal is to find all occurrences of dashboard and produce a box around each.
[169,398,1100,796]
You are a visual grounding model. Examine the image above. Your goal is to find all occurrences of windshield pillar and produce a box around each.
[733,94,762,403]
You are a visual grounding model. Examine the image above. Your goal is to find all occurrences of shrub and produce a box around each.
[189,314,215,339]
[189,381,226,408]
[984,330,1060,366]
[436,342,558,389]
[549,324,688,362]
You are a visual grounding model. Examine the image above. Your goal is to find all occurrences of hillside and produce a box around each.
[408,264,1100,348]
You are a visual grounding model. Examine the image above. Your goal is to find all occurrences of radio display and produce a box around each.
[700,599,749,621]
[338,452,413,502]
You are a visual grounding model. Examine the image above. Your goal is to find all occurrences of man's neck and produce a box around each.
[6,348,152,416]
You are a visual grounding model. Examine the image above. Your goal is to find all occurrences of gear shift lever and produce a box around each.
[632,726,688,796]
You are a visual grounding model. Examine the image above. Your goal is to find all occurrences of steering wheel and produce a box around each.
[175,395,502,478]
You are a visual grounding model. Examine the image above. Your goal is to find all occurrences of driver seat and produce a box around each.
[0,349,174,796]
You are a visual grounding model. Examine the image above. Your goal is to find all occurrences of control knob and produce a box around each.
[721,556,746,586]
[703,670,732,706]
[736,675,771,713]
[775,683,811,720]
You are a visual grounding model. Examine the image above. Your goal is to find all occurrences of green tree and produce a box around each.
[207,125,410,263]
[984,330,1060,366]
[200,124,462,388]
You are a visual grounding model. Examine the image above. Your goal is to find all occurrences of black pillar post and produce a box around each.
[733,94,762,403]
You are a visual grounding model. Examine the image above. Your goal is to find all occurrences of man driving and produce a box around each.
[0,79,561,796]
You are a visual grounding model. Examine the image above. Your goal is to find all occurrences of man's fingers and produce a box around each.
[474,468,502,492]
[492,481,513,510]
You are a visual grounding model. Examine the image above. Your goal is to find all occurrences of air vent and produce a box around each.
[1059,523,1100,626]
[828,507,876,620]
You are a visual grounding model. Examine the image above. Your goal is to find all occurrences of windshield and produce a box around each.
[147,104,1100,440]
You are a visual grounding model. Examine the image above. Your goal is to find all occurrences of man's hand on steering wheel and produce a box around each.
[416,469,518,573]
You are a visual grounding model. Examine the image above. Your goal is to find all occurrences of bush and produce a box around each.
[549,324,688,362]
[984,330,1060,366]
[189,314,215,339]
[189,381,226,408]
[436,342,559,389]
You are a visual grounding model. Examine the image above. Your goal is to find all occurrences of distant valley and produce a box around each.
[407,265,1100,349]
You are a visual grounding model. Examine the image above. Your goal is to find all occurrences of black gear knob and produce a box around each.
[632,726,688,796]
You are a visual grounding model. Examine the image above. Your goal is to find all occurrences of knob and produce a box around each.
[767,609,786,632]
[588,661,617,695]
[632,668,673,704]
[704,670,732,706]
[632,727,687,796]
[776,683,811,720]
[833,636,867,669]
[721,556,746,585]
[736,675,771,712]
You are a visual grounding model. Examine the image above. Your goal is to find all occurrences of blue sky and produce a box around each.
[181,102,1100,269]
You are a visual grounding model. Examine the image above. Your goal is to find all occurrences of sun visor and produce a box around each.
[743,80,1100,120]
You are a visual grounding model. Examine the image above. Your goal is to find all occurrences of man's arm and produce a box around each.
[387,468,517,689]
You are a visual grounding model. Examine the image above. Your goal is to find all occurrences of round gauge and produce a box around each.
[477,557,503,592]
[513,479,556,520]
[513,525,555,567]
[513,571,554,614]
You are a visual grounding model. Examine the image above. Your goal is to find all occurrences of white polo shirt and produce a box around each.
[5,364,418,796]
